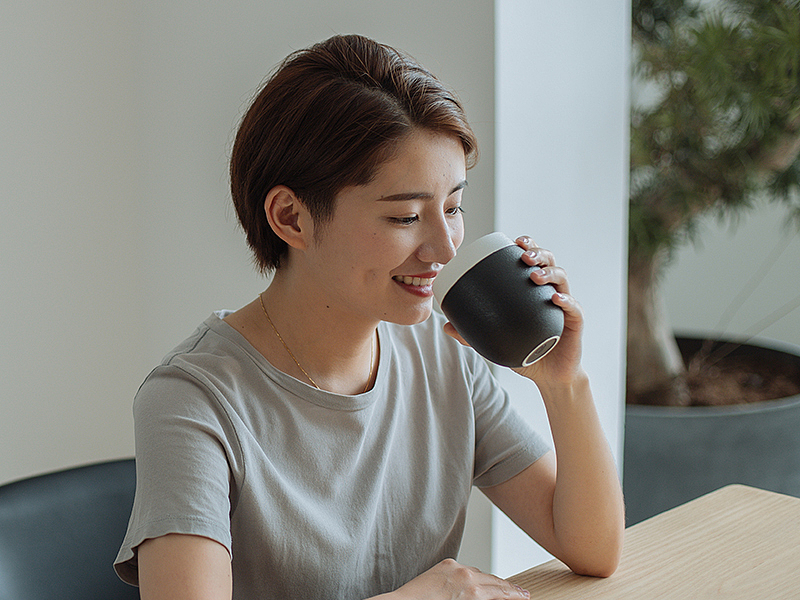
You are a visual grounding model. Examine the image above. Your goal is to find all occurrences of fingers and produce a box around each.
[515,235,537,251]
[443,321,469,346]
[530,264,570,295]
[511,236,585,381]
[516,236,570,296]
[447,563,531,600]
[400,559,530,600]
[551,289,585,329]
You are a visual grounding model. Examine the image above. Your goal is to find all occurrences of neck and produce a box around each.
[256,272,379,394]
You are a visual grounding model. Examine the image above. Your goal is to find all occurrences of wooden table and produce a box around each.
[508,485,800,599]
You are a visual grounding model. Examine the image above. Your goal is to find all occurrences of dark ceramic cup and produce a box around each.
[433,232,564,368]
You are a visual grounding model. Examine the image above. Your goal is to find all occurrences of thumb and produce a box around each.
[443,322,470,346]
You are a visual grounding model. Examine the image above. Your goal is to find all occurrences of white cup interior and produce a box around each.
[522,335,561,366]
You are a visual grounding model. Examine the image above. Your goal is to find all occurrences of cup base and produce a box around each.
[522,335,560,366]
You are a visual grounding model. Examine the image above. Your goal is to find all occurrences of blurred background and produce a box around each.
[664,205,800,345]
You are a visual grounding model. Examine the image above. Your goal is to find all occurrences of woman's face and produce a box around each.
[304,128,467,326]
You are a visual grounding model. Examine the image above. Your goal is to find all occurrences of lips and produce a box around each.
[392,275,435,286]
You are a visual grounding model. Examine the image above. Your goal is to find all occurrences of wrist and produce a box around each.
[534,367,589,396]
[537,369,592,410]
[369,588,406,600]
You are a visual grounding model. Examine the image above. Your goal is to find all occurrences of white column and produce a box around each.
[492,0,631,577]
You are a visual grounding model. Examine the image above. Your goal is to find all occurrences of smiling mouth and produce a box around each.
[392,275,435,286]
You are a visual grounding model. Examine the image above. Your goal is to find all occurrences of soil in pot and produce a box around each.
[628,337,800,407]
[682,337,800,406]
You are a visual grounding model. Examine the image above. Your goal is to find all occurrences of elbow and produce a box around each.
[570,557,620,579]
[565,552,620,578]
[562,528,624,578]
[551,494,626,578]
[579,507,625,577]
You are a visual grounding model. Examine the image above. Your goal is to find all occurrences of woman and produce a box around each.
[115,34,624,599]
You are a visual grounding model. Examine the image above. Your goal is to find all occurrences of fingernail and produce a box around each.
[517,236,531,245]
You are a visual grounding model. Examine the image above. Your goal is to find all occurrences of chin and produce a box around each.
[385,303,434,327]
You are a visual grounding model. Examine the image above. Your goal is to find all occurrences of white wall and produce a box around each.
[663,203,800,348]
[1,0,629,579]
[492,0,630,577]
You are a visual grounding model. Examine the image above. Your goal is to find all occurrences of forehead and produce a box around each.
[361,130,467,197]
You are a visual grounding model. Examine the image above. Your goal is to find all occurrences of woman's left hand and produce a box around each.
[511,236,585,386]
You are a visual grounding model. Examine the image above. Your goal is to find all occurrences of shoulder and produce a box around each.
[134,313,252,421]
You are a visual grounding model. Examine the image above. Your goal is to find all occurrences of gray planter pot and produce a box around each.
[623,336,800,525]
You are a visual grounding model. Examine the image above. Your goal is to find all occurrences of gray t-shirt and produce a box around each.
[115,311,548,599]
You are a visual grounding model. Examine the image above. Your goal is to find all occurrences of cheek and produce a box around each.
[361,233,414,283]
[366,228,403,256]
[452,218,465,249]
[347,231,392,278]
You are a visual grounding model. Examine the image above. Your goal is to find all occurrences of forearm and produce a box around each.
[538,371,625,576]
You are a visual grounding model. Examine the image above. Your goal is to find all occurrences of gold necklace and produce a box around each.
[258,293,375,394]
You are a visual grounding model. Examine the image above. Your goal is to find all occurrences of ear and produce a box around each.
[264,185,314,251]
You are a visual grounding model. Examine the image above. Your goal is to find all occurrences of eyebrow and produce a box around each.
[375,180,468,202]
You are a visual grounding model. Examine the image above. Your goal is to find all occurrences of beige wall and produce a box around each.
[1,2,144,481]
[0,0,496,485]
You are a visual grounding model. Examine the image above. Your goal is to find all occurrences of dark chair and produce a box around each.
[0,458,139,600]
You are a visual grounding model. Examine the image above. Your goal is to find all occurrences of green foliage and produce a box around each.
[630,0,800,262]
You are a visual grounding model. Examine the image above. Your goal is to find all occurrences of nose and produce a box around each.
[417,214,461,266]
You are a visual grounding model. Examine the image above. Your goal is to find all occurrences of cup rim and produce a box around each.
[433,232,515,302]
[521,335,561,366]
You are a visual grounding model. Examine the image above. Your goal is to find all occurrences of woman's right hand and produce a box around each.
[381,559,530,600]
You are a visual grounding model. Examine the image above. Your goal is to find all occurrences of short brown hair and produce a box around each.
[229,34,478,272]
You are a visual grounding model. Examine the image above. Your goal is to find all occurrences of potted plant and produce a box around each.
[624,0,800,523]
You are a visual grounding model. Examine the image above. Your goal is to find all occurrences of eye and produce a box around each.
[389,215,419,225]
[446,205,465,216]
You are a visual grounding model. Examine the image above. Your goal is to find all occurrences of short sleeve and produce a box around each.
[114,365,239,585]
[468,355,550,488]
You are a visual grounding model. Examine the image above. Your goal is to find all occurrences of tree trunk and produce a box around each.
[626,251,690,406]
